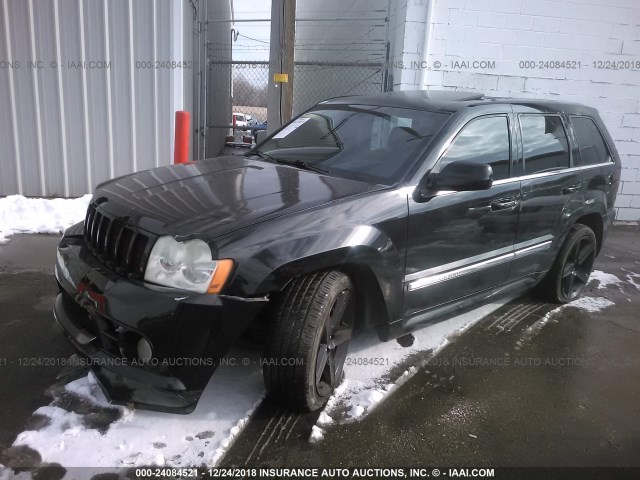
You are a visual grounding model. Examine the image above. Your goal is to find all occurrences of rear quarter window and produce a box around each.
[520,115,570,175]
[570,116,611,166]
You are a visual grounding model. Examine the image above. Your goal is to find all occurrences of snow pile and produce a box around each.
[14,352,265,470]
[0,195,92,244]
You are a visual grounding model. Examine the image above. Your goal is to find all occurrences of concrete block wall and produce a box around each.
[417,0,640,221]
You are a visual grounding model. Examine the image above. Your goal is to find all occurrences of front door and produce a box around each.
[404,115,519,319]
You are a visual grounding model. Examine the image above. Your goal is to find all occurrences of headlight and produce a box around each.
[143,236,234,294]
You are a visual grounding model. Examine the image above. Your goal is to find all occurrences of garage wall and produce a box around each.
[417,0,640,221]
[0,0,192,198]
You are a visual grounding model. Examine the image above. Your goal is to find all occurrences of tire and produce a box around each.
[538,224,597,303]
[263,270,355,412]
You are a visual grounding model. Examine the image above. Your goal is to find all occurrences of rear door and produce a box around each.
[404,114,520,319]
[510,113,579,280]
[568,115,618,214]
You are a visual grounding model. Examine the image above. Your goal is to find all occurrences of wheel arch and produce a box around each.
[339,262,389,331]
[255,247,398,331]
[572,212,604,255]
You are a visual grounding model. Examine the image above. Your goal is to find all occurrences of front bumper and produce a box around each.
[54,233,268,413]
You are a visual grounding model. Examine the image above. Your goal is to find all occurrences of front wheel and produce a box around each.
[539,224,597,303]
[263,270,355,412]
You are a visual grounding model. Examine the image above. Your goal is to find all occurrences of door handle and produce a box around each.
[467,206,492,218]
[491,197,519,211]
[562,184,581,194]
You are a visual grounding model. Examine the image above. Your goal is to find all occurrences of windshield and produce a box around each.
[255,105,451,185]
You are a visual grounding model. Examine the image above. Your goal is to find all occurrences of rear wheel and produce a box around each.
[539,224,597,303]
[263,270,354,412]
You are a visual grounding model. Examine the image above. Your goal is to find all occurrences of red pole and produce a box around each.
[174,111,190,164]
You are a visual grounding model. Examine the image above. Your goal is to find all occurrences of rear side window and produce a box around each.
[520,115,570,175]
[571,116,611,166]
[439,116,511,180]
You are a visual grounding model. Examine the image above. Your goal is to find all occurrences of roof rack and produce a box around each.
[405,90,485,101]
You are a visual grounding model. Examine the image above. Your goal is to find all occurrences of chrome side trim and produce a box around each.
[514,240,552,258]
[408,252,513,291]
[406,237,553,292]
[404,244,515,282]
[405,235,552,283]
[492,161,614,185]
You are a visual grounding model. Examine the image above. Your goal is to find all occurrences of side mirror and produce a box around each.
[255,130,266,145]
[427,161,494,192]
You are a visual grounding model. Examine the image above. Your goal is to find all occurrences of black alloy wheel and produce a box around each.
[540,224,597,303]
[263,270,355,412]
[315,288,354,398]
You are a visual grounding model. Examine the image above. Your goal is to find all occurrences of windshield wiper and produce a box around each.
[249,150,330,174]
[249,150,278,163]
[272,158,331,175]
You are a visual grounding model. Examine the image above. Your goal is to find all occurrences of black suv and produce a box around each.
[54,90,621,413]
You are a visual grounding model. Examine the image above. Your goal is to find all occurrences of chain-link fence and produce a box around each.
[292,61,387,116]
[231,61,269,124]
[206,59,386,153]
[206,60,269,151]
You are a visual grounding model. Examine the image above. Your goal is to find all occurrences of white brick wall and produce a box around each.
[416,0,640,221]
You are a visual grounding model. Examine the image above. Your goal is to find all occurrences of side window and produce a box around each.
[571,116,611,166]
[520,115,570,175]
[439,116,510,180]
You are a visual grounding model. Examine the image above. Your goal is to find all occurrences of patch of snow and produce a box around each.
[317,411,334,426]
[347,405,365,419]
[309,425,324,443]
[517,310,556,350]
[0,195,92,244]
[621,269,640,290]
[568,296,615,313]
[13,349,265,472]
[589,270,623,290]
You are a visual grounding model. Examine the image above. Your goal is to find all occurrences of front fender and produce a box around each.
[227,225,405,326]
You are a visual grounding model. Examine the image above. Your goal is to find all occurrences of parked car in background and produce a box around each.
[54,90,620,414]
[251,120,267,139]
[232,112,250,133]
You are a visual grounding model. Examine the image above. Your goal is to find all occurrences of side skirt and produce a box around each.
[378,272,547,342]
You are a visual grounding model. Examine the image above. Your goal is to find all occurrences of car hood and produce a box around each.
[94,155,386,238]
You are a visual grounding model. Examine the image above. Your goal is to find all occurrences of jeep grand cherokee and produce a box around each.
[54,90,621,413]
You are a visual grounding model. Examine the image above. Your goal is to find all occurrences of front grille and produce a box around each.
[84,203,154,279]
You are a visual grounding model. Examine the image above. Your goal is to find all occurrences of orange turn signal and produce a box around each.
[207,259,235,294]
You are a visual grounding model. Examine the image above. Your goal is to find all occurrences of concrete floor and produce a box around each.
[0,235,73,456]
[0,227,638,469]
